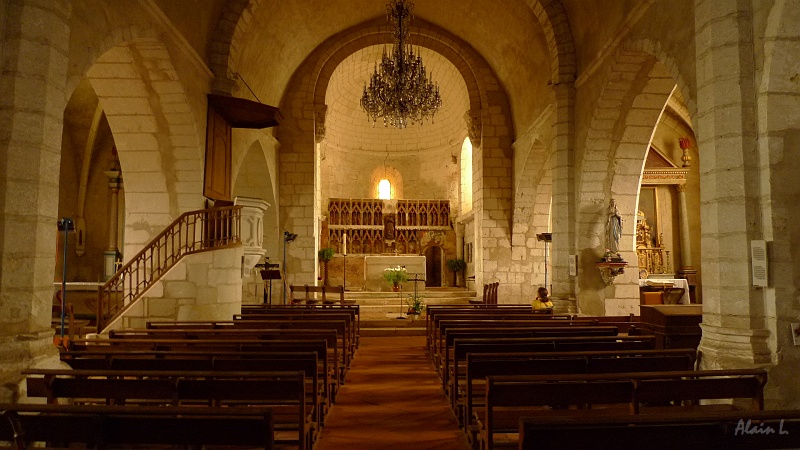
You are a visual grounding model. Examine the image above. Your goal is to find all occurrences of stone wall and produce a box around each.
[113,247,243,330]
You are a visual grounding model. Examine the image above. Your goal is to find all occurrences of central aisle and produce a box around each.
[314,335,470,450]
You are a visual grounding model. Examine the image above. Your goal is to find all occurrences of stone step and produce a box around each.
[360,317,426,337]
[343,288,477,300]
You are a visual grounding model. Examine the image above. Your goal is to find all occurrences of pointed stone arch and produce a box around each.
[523,0,577,84]
[84,37,204,258]
[208,0,263,93]
[512,139,553,294]
[575,42,690,315]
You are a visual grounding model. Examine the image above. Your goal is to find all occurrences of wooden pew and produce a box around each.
[68,337,342,400]
[240,303,361,347]
[432,317,592,363]
[234,314,357,361]
[104,326,348,386]
[289,284,345,304]
[460,349,696,430]
[479,368,767,450]
[140,318,355,379]
[24,369,312,450]
[0,404,275,450]
[425,305,533,351]
[520,410,800,450]
[439,324,617,376]
[440,326,619,392]
[235,310,359,350]
[445,335,657,399]
[429,311,573,352]
[58,351,328,426]
[114,321,351,378]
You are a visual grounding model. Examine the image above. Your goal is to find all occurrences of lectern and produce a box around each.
[260,266,282,305]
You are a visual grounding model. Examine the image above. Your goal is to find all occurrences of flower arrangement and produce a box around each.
[406,294,425,315]
[602,248,623,262]
[383,266,409,286]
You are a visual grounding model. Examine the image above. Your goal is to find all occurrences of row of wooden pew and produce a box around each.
[424,304,797,450]
[0,303,360,450]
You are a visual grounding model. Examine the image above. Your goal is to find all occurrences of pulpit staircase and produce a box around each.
[96,206,241,333]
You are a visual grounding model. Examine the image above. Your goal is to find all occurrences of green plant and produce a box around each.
[447,258,467,287]
[446,259,467,273]
[382,266,409,285]
[318,247,335,286]
[318,247,335,262]
[406,294,425,315]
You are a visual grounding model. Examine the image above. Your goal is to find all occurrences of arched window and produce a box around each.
[460,137,473,213]
[378,179,391,200]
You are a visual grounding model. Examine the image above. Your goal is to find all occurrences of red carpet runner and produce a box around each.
[314,336,470,450]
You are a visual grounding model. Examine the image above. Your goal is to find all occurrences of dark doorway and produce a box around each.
[425,246,442,287]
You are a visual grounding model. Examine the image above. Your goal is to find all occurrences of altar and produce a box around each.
[638,278,691,304]
[364,255,426,292]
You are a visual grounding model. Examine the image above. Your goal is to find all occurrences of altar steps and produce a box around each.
[352,287,478,336]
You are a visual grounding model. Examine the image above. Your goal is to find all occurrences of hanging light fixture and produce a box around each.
[360,0,442,129]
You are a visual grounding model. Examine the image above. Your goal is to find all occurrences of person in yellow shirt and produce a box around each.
[532,287,553,311]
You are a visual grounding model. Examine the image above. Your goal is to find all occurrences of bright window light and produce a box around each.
[378,179,391,199]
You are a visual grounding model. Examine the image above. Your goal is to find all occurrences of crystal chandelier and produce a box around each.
[360,0,442,129]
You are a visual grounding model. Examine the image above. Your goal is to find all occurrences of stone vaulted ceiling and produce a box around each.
[325,45,470,154]
[233,0,553,140]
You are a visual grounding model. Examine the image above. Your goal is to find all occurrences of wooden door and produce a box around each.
[425,246,442,287]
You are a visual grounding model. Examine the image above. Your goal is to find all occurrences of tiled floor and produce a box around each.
[314,336,470,450]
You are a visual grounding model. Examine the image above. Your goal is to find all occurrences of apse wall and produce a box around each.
[319,144,459,206]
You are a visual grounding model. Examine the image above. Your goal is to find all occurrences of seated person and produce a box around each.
[532,287,554,311]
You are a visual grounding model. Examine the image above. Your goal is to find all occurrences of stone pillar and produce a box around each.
[675,184,697,285]
[103,170,122,280]
[550,83,577,304]
[279,106,317,290]
[0,0,72,402]
[694,0,770,367]
[465,110,485,291]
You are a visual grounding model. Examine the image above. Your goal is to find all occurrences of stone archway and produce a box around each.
[755,0,800,408]
[576,44,689,315]
[512,139,553,298]
[275,20,515,297]
[84,38,204,259]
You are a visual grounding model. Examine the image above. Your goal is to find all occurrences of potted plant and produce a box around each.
[406,294,425,316]
[383,266,409,291]
[318,247,335,286]
[446,258,467,287]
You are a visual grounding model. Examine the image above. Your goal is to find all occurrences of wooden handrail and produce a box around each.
[97,206,242,332]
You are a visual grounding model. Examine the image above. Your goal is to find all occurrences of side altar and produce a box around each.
[364,255,426,292]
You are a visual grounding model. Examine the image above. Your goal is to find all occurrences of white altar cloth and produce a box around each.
[638,278,691,304]
[364,255,426,292]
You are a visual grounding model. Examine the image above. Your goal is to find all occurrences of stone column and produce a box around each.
[694,0,770,367]
[0,0,72,402]
[550,82,577,305]
[103,170,122,280]
[465,110,484,291]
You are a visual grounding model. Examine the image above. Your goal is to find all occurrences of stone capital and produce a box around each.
[314,104,328,143]
[464,109,482,147]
